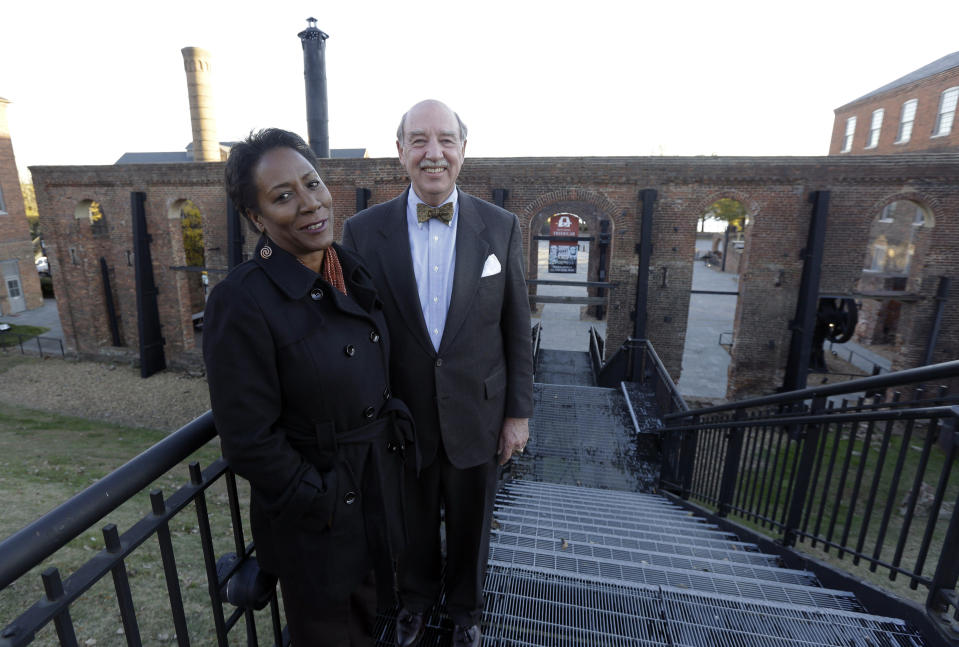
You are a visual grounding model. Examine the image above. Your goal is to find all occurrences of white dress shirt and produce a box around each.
[406,186,459,352]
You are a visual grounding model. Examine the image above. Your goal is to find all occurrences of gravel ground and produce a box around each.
[0,352,210,431]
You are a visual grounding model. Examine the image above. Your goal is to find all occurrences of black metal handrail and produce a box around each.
[0,412,288,647]
[659,359,959,636]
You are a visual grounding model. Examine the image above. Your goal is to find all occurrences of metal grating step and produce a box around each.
[483,565,669,646]
[489,529,812,585]
[496,494,720,530]
[493,506,736,543]
[505,480,681,508]
[534,349,596,386]
[481,567,922,647]
[488,545,859,610]
[492,514,748,552]
[492,520,779,567]
[512,384,659,491]
[661,586,924,647]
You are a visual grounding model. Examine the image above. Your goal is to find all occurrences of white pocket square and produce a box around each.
[481,253,501,278]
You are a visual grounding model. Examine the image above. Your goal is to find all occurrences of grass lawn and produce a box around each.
[688,419,958,606]
[0,402,283,646]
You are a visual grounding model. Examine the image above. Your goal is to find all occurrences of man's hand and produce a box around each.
[497,417,529,465]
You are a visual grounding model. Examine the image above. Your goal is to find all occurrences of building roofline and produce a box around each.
[836,50,959,111]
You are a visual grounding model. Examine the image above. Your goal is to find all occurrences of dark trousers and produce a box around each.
[398,445,499,626]
[280,569,377,646]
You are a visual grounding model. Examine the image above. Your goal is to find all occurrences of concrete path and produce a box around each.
[0,298,66,356]
[677,251,739,400]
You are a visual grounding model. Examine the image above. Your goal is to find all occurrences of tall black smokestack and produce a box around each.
[298,17,330,158]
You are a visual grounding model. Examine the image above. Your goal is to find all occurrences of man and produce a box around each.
[342,99,533,647]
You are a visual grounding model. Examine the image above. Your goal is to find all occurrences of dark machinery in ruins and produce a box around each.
[810,297,858,372]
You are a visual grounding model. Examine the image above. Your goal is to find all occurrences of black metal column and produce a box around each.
[782,190,830,393]
[922,276,951,366]
[100,257,121,347]
[131,191,166,378]
[492,188,509,209]
[226,199,244,269]
[298,18,330,158]
[633,189,657,339]
[596,219,611,320]
[355,188,372,213]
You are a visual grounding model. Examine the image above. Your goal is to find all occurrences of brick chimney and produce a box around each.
[180,47,219,162]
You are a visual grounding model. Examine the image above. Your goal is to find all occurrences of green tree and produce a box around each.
[180,201,205,267]
[701,198,746,232]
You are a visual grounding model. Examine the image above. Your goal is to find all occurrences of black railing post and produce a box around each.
[680,417,699,499]
[926,486,959,614]
[783,395,827,547]
[717,409,746,517]
[41,568,78,647]
[927,408,959,617]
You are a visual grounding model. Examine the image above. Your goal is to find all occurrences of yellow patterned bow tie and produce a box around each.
[416,202,454,224]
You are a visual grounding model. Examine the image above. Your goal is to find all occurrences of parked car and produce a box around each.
[35,256,49,275]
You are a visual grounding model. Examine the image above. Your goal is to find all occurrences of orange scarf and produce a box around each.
[322,246,347,295]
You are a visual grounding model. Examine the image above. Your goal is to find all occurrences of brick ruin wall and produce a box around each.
[30,155,959,398]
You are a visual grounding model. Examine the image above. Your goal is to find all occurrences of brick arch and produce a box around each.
[691,189,761,220]
[869,191,940,228]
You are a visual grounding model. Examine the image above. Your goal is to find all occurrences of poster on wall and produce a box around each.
[548,214,579,273]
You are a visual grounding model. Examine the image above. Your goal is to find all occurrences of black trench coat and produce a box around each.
[203,239,410,605]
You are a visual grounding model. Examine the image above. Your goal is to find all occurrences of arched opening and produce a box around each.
[526,197,615,354]
[169,199,207,348]
[848,199,934,369]
[679,196,751,401]
[74,199,107,236]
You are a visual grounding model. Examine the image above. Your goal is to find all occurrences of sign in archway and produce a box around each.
[548,213,580,273]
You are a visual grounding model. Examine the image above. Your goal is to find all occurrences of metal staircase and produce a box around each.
[473,349,928,646]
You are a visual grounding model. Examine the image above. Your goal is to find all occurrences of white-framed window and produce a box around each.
[932,87,958,137]
[841,116,856,152]
[0,185,7,214]
[895,99,917,143]
[879,204,895,223]
[866,109,884,148]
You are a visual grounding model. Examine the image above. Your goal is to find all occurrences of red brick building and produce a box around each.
[0,97,43,316]
[30,154,959,398]
[829,51,959,156]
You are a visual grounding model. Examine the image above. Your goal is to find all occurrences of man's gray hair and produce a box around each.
[396,108,468,144]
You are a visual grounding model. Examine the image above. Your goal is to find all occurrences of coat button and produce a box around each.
[383,387,391,400]
[344,344,355,357]
[310,288,324,300]
[369,330,381,343]
[363,406,375,419]
[343,491,357,505]
[435,358,443,367]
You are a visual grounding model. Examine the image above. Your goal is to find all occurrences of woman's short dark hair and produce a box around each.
[224,128,319,229]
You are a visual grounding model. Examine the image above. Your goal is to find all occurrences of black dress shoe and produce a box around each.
[452,624,480,647]
[395,608,425,647]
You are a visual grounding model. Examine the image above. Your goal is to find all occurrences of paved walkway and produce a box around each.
[1,298,66,355]
[677,244,739,400]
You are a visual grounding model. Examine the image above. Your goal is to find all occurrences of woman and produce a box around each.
[204,128,411,645]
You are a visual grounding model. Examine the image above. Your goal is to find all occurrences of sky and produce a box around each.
[3,0,959,180]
